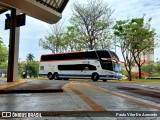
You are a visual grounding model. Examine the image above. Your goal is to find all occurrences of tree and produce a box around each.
[26,53,35,61]
[0,62,8,69]
[156,64,160,73]
[18,60,39,78]
[96,30,113,50]
[39,21,66,53]
[24,61,39,78]
[71,0,114,50]
[63,25,86,51]
[0,37,7,65]
[113,20,135,81]
[25,54,39,78]
[129,17,156,79]
[113,16,156,80]
[141,64,160,77]
[18,62,25,77]
[0,62,8,77]
[19,53,39,78]
[141,64,155,76]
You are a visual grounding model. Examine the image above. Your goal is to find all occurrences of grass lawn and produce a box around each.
[112,79,160,84]
[21,77,48,80]
[132,79,160,83]
[20,77,160,84]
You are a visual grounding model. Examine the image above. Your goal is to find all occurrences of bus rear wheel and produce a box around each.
[48,73,53,80]
[91,73,99,82]
[53,72,59,80]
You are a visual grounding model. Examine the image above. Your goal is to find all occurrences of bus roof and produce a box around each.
[40,50,120,62]
[41,50,112,56]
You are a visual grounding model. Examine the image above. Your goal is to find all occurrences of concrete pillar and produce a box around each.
[7,8,20,82]
[13,9,20,82]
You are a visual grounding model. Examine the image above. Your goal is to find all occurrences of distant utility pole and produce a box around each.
[114,35,116,53]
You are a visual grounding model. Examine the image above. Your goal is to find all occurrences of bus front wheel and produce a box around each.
[53,72,59,80]
[91,73,99,82]
[48,73,53,80]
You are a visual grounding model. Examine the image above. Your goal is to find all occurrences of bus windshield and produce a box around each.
[99,59,122,73]
[112,62,122,74]
[96,50,121,73]
[100,59,113,71]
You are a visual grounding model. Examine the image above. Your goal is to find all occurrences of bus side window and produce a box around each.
[40,66,44,70]
[85,65,96,70]
[84,67,89,71]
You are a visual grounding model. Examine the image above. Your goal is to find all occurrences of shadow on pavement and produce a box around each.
[117,86,160,99]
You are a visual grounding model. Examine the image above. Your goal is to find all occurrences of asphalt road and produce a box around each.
[0,79,159,119]
[88,81,160,103]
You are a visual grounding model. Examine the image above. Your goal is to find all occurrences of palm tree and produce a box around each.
[26,53,35,61]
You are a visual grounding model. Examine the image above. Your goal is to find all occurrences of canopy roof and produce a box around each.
[0,4,8,14]
[0,0,69,24]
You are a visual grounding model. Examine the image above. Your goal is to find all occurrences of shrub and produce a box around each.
[132,72,150,79]
[122,71,150,79]
[152,73,160,77]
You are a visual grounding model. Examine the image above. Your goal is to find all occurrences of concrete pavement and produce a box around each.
[0,78,159,119]
[0,79,68,93]
[0,78,27,90]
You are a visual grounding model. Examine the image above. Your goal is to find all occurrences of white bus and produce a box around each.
[39,50,122,82]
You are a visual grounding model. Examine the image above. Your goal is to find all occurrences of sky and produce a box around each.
[0,0,160,62]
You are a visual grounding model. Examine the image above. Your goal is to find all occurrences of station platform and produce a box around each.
[0,78,68,93]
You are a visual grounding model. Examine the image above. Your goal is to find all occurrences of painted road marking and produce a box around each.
[0,80,27,90]
[67,82,106,111]
[82,83,160,110]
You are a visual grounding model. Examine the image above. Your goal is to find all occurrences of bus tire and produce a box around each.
[91,73,99,82]
[103,79,107,82]
[48,72,53,80]
[53,72,59,80]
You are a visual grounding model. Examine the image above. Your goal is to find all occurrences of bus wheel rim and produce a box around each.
[49,74,52,79]
[94,74,97,79]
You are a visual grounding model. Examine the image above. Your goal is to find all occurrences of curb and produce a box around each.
[0,89,63,94]
[108,80,160,84]
[0,81,64,93]
[0,80,28,90]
